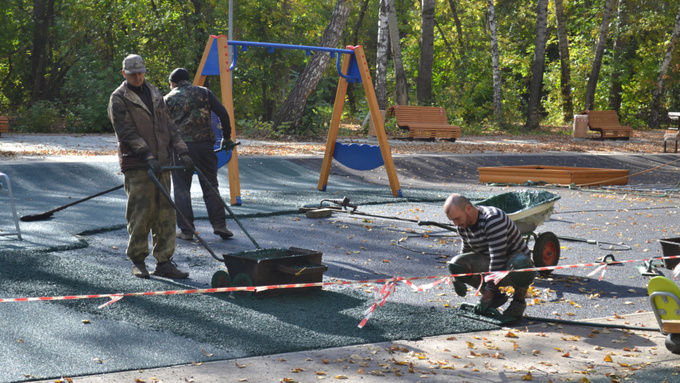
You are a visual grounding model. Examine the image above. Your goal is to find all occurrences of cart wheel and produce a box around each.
[211,270,232,293]
[666,333,680,354]
[533,232,560,276]
[230,273,254,297]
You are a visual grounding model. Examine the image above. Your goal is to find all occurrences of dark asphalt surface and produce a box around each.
[2,153,680,382]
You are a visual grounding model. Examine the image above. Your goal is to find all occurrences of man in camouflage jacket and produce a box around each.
[164,67,237,240]
[108,54,194,279]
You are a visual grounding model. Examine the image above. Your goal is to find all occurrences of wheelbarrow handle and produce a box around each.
[147,168,224,262]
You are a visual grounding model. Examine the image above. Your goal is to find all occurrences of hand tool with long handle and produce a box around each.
[147,167,225,262]
[20,184,124,222]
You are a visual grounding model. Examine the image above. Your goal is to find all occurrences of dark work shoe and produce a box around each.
[152,261,189,279]
[503,300,527,319]
[490,292,509,309]
[132,262,150,279]
[176,231,193,241]
[452,279,468,297]
[213,227,234,239]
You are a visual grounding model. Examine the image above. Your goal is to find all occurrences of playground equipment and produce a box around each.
[194,35,402,204]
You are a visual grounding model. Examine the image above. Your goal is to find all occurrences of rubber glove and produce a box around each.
[220,138,240,152]
[179,153,195,172]
[146,157,162,176]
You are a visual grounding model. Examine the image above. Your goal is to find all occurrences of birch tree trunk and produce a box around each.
[273,0,351,133]
[649,4,680,128]
[608,0,629,113]
[387,0,408,105]
[584,0,617,111]
[554,0,573,122]
[417,0,435,105]
[488,0,502,125]
[525,0,550,130]
[375,0,390,110]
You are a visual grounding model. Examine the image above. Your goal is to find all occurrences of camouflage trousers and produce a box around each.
[124,169,176,263]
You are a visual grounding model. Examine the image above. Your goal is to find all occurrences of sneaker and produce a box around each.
[152,261,189,279]
[132,262,150,279]
[213,227,234,239]
[176,231,193,240]
[452,279,467,297]
[503,300,527,319]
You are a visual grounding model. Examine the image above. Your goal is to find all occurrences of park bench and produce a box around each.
[664,112,680,153]
[0,116,8,137]
[386,105,461,141]
[581,110,633,140]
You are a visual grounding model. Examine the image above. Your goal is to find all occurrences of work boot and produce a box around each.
[490,292,508,309]
[213,227,234,239]
[503,300,527,319]
[452,279,467,297]
[176,231,193,241]
[152,261,189,279]
[132,262,150,279]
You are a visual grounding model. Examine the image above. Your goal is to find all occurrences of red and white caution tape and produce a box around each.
[1,255,679,328]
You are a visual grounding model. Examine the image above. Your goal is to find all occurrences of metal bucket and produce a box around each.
[659,238,680,269]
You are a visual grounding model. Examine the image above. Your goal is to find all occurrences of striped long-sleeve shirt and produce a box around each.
[457,206,530,272]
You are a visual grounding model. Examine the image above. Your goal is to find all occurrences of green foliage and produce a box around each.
[3,0,680,135]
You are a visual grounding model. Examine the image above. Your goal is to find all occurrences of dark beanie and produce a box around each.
[169,68,190,83]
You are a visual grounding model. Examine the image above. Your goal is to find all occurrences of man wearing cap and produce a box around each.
[444,193,535,319]
[108,54,194,279]
[164,68,238,241]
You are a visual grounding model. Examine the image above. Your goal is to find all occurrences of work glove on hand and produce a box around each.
[220,138,240,152]
[146,157,162,177]
[179,153,195,172]
[474,284,507,315]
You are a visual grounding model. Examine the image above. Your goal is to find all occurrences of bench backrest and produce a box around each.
[391,106,448,125]
[585,110,622,127]
[0,116,8,132]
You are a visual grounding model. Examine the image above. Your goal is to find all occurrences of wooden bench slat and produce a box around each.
[582,110,632,139]
[0,116,9,136]
[387,106,460,140]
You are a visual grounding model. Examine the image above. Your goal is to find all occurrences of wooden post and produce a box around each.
[194,35,242,205]
[352,46,401,197]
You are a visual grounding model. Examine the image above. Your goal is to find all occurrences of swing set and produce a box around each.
[193,34,402,205]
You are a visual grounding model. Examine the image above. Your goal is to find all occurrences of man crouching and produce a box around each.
[444,193,535,319]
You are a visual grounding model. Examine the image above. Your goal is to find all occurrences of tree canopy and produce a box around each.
[2,0,680,134]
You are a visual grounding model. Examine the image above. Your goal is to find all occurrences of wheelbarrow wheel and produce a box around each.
[230,273,254,298]
[211,270,232,296]
[533,232,560,276]
[666,333,680,354]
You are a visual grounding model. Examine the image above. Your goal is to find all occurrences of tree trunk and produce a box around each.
[649,3,680,128]
[608,0,629,113]
[584,0,617,111]
[417,0,435,105]
[386,0,408,105]
[488,0,502,125]
[31,0,55,102]
[525,0,550,130]
[273,0,351,133]
[375,0,390,110]
[345,0,371,113]
[554,0,573,122]
[448,0,466,55]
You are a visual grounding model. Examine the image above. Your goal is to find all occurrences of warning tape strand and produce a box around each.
[1,255,679,327]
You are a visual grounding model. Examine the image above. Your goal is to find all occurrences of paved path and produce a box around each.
[2,134,680,382]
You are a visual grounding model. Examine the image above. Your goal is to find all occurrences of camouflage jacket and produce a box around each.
[164,81,231,143]
[108,81,188,172]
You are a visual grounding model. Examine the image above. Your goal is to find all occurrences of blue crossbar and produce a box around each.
[200,38,360,82]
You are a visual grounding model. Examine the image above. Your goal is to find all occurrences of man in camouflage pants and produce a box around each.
[108,54,194,279]
[164,68,238,241]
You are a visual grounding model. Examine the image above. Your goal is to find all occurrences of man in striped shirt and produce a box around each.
[444,193,535,318]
